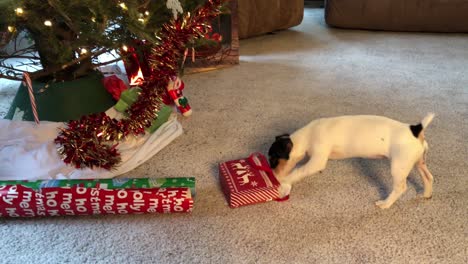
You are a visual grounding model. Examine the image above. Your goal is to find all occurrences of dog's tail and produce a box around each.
[421,113,435,129]
[410,113,435,138]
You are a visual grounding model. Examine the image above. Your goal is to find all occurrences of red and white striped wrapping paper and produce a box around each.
[219,152,283,208]
[0,185,193,217]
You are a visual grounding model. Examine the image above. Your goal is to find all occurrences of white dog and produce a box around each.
[268,113,435,209]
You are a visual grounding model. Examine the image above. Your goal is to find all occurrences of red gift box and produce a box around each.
[0,185,193,217]
[219,152,284,208]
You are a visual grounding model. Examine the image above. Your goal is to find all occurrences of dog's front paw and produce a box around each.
[417,193,433,200]
[375,200,392,209]
[423,191,433,199]
[278,183,292,199]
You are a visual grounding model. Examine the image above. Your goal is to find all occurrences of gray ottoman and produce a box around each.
[325,0,468,32]
[238,0,304,39]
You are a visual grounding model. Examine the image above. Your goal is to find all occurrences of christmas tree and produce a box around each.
[0,0,205,82]
[0,0,228,170]
[13,0,228,170]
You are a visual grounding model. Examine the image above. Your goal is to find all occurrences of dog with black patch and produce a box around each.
[268,113,435,209]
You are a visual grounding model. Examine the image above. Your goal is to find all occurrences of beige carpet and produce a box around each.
[1,8,467,263]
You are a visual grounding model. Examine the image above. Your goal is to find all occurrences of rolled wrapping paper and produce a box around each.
[0,177,196,196]
[0,178,195,217]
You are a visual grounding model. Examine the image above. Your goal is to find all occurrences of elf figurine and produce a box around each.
[166,76,192,117]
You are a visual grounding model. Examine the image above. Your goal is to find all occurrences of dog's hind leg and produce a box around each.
[416,142,434,198]
[375,156,415,209]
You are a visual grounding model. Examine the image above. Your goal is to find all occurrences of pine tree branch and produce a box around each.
[16,61,41,69]
[7,45,36,57]
[0,64,30,73]
[29,48,110,80]
[139,0,152,9]
[93,57,122,68]
[0,73,22,81]
[47,0,78,34]
[0,55,40,59]
[90,49,112,59]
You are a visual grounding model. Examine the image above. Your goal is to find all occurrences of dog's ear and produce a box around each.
[268,135,293,169]
[275,134,290,141]
[285,140,293,152]
[275,134,292,153]
[270,134,293,157]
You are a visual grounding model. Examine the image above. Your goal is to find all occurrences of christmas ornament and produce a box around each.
[166,0,184,19]
[167,76,192,117]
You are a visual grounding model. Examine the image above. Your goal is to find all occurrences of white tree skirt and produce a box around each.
[0,108,183,180]
[0,79,19,119]
[0,63,182,180]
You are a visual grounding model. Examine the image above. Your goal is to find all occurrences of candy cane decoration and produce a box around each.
[23,72,40,124]
[182,48,189,66]
[181,47,196,67]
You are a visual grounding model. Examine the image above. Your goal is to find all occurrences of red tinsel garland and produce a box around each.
[55,0,227,170]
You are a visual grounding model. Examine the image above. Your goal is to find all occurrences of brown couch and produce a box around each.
[238,0,304,39]
[325,0,468,33]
